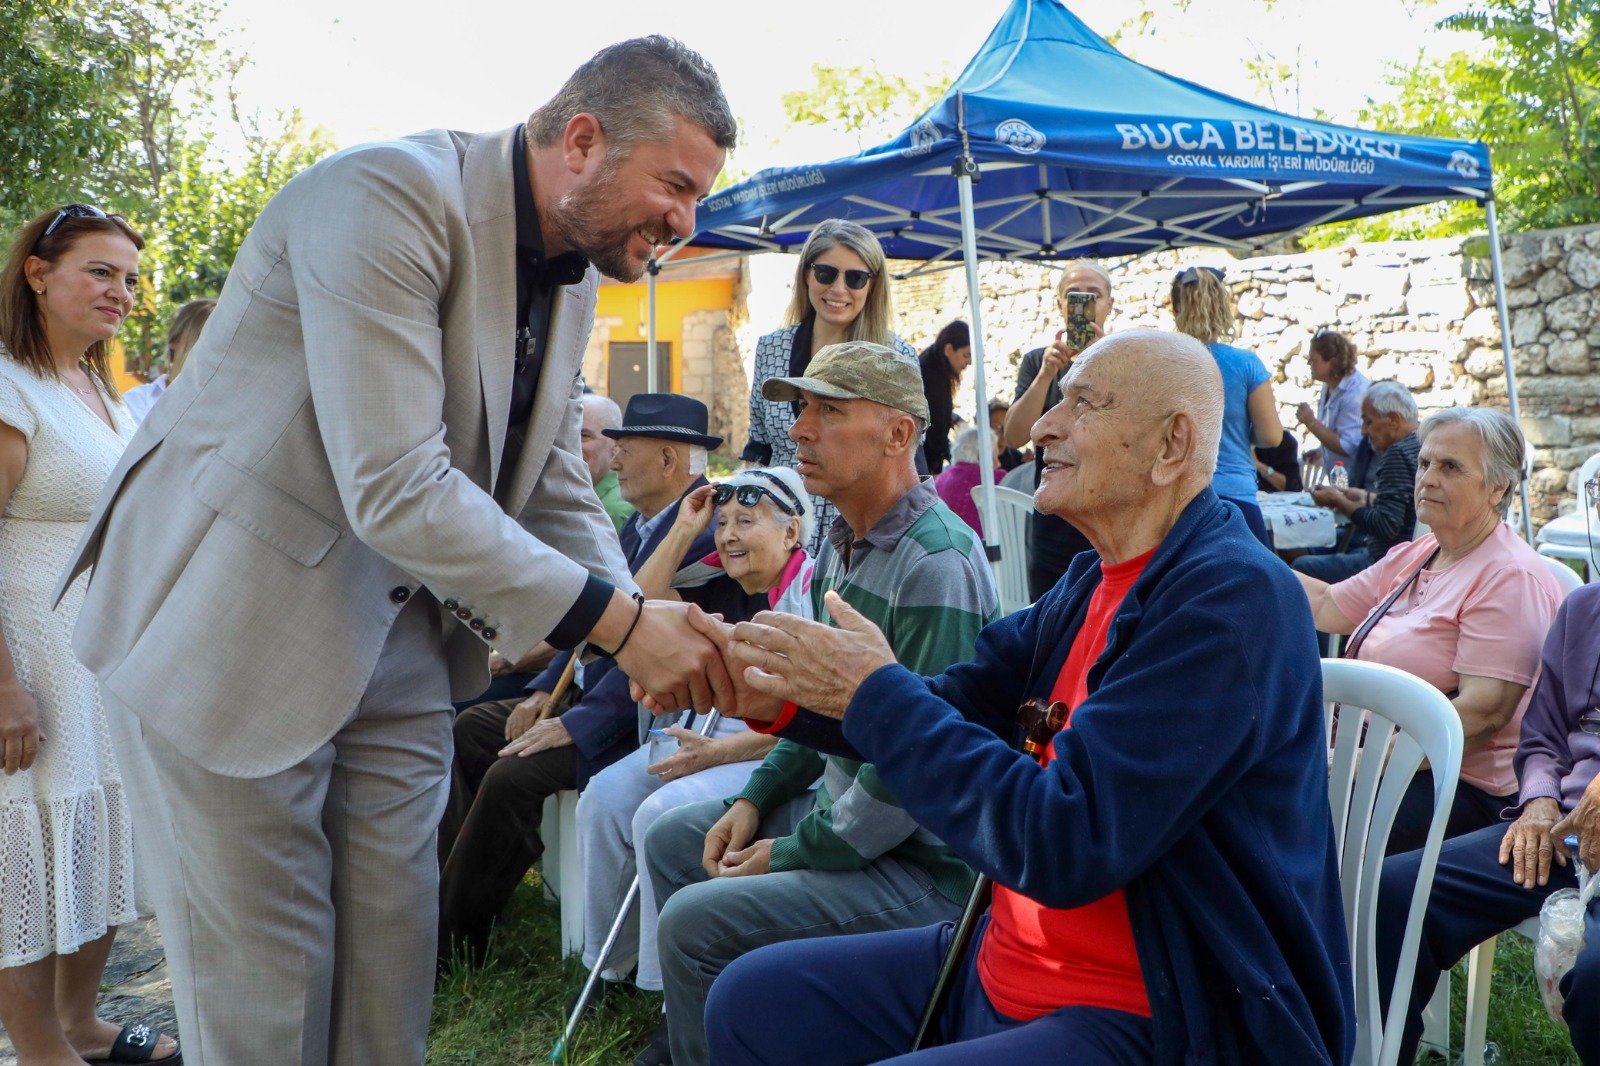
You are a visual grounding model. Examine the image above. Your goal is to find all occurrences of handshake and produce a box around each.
[617,591,898,724]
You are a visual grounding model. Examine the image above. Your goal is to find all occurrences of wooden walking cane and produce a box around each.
[536,654,580,721]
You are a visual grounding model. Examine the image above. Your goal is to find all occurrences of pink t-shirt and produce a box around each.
[1328,523,1560,795]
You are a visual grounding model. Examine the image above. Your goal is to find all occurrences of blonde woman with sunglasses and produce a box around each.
[743,220,915,555]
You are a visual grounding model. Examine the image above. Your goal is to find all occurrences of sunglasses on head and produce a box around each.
[42,203,109,239]
[714,471,805,517]
[1174,265,1226,286]
[810,263,874,291]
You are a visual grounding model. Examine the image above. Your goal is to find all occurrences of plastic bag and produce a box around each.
[1535,861,1596,1022]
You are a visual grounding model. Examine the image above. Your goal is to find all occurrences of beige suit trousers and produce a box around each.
[107,595,453,1066]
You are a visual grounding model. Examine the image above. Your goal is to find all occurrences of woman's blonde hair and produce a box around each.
[165,298,216,381]
[1170,267,1237,346]
[782,220,894,345]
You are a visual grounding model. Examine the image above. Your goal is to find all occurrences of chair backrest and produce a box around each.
[973,484,1034,616]
[1322,658,1464,1066]
[1540,554,1585,599]
[1576,451,1600,513]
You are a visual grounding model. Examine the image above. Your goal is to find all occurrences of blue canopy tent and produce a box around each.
[654,0,1521,548]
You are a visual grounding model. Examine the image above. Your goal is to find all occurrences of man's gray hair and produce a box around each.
[1418,406,1525,518]
[528,36,737,152]
[1150,332,1222,482]
[581,392,623,429]
[688,444,708,477]
[722,465,814,551]
[951,426,983,466]
[1364,380,1418,423]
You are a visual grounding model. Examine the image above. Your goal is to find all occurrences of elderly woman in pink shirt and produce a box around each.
[1296,407,1561,853]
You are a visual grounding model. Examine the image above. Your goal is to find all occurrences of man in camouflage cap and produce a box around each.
[639,341,998,1066]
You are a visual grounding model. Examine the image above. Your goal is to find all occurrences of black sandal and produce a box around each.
[85,1023,183,1065]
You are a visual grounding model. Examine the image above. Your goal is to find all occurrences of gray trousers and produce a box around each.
[644,796,964,1066]
[106,596,453,1066]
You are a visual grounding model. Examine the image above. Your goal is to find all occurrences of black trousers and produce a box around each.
[1386,770,1515,856]
[437,696,578,966]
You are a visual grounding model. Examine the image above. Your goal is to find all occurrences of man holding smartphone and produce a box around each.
[1001,260,1115,600]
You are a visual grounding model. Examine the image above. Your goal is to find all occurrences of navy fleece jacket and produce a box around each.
[777,489,1354,1066]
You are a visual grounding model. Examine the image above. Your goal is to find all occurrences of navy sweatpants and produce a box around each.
[704,918,1153,1066]
[1376,823,1600,1064]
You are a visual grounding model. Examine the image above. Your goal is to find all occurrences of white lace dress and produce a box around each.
[0,354,137,967]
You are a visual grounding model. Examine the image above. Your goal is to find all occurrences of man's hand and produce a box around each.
[727,591,897,720]
[498,718,572,758]
[611,600,737,716]
[0,678,41,775]
[1310,486,1368,516]
[647,727,723,781]
[636,607,787,722]
[703,798,761,877]
[504,691,551,741]
[1500,797,1567,888]
[717,838,773,878]
[1553,774,1600,873]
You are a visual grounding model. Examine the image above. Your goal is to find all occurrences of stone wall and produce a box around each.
[723,224,1600,530]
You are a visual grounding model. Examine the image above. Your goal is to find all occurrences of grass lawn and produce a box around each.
[430,872,663,1066]
[428,872,1583,1066]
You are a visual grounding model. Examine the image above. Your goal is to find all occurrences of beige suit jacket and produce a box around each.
[60,127,636,778]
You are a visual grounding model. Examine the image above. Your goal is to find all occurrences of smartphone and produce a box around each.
[1065,290,1097,350]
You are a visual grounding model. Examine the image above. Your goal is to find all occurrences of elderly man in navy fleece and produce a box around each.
[692,331,1354,1066]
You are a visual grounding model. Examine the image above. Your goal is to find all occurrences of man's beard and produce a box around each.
[545,159,665,283]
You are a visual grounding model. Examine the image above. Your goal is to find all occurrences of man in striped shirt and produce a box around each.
[638,342,999,1066]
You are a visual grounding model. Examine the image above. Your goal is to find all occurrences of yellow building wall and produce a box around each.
[595,277,734,393]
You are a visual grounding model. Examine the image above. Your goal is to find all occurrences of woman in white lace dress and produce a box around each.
[0,206,180,1065]
[741,220,917,556]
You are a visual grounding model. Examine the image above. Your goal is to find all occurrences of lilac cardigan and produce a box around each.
[1515,583,1600,814]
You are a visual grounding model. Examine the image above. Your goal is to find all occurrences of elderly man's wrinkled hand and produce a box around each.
[616,600,737,716]
[635,605,787,722]
[1500,797,1567,888]
[728,591,897,720]
[1553,775,1600,874]
[498,717,571,758]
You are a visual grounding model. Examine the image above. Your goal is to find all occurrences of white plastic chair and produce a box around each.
[1536,450,1600,582]
[1447,557,1583,1065]
[972,484,1035,616]
[1323,658,1465,1066]
[540,790,584,956]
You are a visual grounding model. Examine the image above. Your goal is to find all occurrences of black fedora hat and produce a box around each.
[602,393,723,449]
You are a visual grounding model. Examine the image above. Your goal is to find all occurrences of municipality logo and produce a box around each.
[1447,150,1480,180]
[995,118,1046,155]
[901,118,940,158]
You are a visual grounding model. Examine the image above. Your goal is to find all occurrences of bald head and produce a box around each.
[1033,330,1224,559]
[580,393,623,485]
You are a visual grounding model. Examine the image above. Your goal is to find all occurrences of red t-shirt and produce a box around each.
[976,548,1155,1021]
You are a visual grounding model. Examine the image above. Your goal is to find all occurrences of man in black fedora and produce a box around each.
[438,394,722,969]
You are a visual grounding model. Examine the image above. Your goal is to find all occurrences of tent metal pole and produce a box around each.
[955,158,1001,558]
[647,258,661,393]
[1485,200,1533,541]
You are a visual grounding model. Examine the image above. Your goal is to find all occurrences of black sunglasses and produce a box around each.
[42,203,109,238]
[810,263,874,291]
[714,471,805,517]
[1174,265,1226,286]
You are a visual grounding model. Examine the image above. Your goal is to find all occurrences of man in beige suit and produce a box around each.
[58,37,736,1066]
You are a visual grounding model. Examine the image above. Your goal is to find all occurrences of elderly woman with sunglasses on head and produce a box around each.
[744,219,914,556]
[573,465,814,1009]
[0,205,180,1064]
[1297,408,1561,855]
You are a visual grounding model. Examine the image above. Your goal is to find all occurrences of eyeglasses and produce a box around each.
[714,472,805,517]
[1174,265,1225,286]
[810,263,874,291]
[42,203,109,238]
[1016,697,1070,758]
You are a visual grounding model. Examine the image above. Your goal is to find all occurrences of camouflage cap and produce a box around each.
[762,341,930,423]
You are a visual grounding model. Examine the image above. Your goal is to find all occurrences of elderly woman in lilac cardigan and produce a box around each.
[933,427,1006,538]
[1377,580,1600,1065]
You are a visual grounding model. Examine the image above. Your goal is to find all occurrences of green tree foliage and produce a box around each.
[0,0,126,230]
[1308,0,1600,246]
[781,63,951,149]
